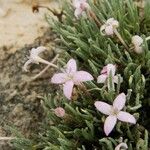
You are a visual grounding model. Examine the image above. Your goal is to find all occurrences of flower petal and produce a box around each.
[115,143,128,150]
[30,46,46,56]
[51,73,67,84]
[97,74,107,83]
[113,93,126,111]
[107,64,116,76]
[105,25,114,35]
[106,18,115,24]
[104,115,117,136]
[113,75,123,84]
[74,8,83,18]
[113,76,118,84]
[73,71,93,84]
[94,101,112,115]
[63,80,74,100]
[66,59,77,74]
[117,111,136,124]
[23,59,33,72]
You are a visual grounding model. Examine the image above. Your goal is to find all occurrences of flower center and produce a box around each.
[65,74,74,81]
[112,108,119,115]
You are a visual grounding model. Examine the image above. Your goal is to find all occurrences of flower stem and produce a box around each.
[114,29,128,50]
[0,137,16,140]
[87,88,101,92]
[37,57,59,69]
[30,54,59,81]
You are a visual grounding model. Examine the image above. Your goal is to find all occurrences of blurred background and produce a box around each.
[0,0,59,48]
[0,0,60,149]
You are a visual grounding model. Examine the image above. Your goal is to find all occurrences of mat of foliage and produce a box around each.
[12,0,150,150]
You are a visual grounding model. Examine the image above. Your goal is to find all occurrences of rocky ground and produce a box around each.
[0,0,60,149]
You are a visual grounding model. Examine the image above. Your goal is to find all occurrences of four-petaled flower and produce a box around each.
[115,142,128,150]
[100,18,119,36]
[132,35,143,54]
[97,64,121,90]
[51,59,93,100]
[23,46,57,72]
[94,93,136,136]
[54,107,65,118]
[73,0,90,19]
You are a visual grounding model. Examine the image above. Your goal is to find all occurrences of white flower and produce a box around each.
[95,93,136,136]
[73,0,90,19]
[23,46,56,72]
[100,18,119,35]
[115,142,128,150]
[132,35,143,54]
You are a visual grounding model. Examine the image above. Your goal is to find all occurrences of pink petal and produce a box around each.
[105,25,114,35]
[113,93,126,111]
[107,64,116,76]
[63,80,74,100]
[115,143,128,150]
[51,73,67,84]
[117,111,136,124]
[94,101,112,115]
[106,18,115,24]
[104,115,117,136]
[97,74,107,83]
[73,0,80,8]
[73,71,93,84]
[23,59,33,72]
[101,66,107,74]
[113,76,119,84]
[30,46,46,56]
[74,8,83,18]
[66,59,77,74]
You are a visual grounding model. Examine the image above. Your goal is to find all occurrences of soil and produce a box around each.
[0,0,60,149]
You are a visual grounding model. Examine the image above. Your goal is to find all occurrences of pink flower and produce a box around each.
[97,64,121,90]
[51,59,93,100]
[54,107,65,118]
[23,46,57,72]
[94,93,136,136]
[115,142,128,150]
[100,18,119,36]
[73,0,90,18]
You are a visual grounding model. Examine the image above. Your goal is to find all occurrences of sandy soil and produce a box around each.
[0,0,60,149]
[0,0,58,48]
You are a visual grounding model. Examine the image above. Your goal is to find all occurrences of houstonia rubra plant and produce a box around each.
[11,0,150,150]
[95,93,136,136]
[51,59,93,99]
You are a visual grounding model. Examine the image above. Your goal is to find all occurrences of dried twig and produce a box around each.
[0,137,17,141]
